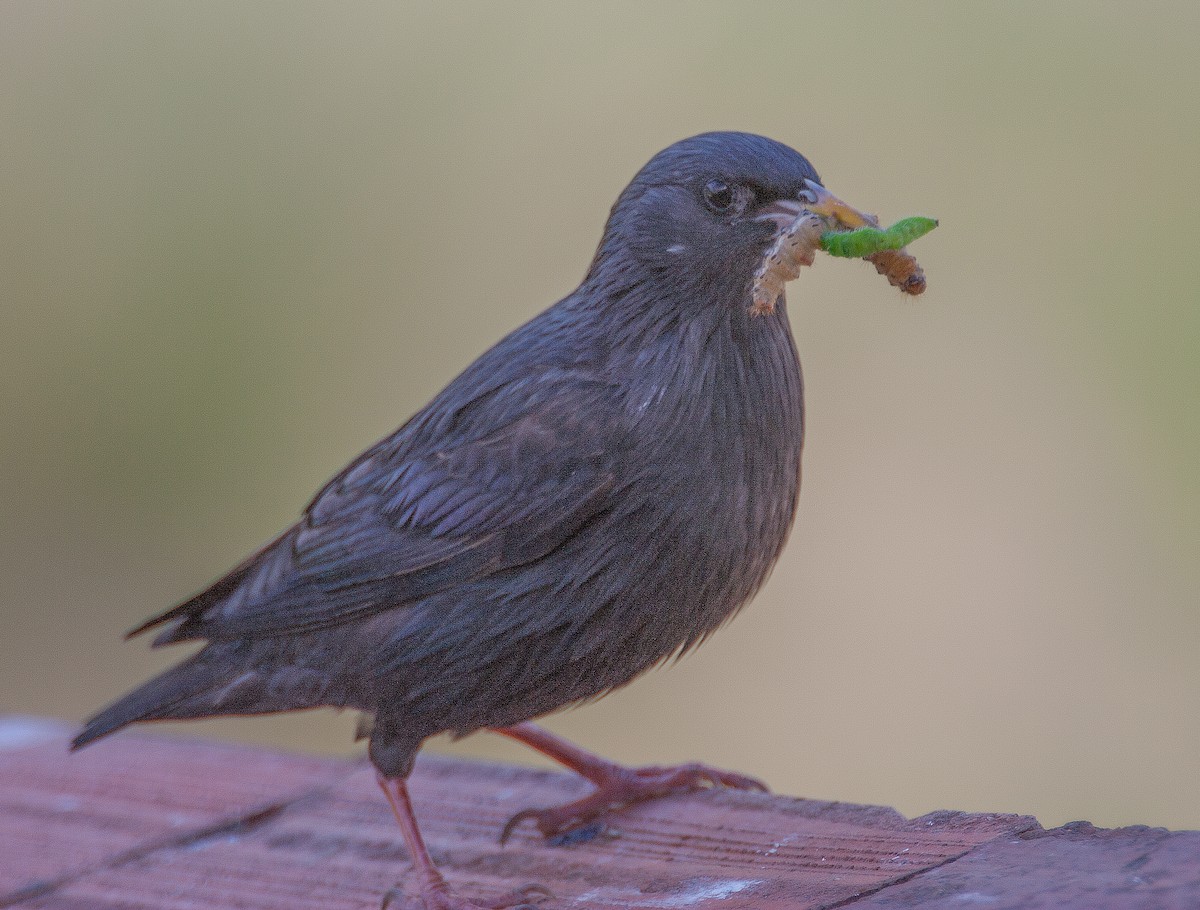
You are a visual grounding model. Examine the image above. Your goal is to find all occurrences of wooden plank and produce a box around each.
[0,716,353,903]
[846,821,1200,910]
[7,717,1198,908]
[0,717,1039,909]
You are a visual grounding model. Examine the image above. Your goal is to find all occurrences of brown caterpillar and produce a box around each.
[867,249,927,295]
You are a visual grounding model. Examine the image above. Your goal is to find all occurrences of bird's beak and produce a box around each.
[754,179,879,233]
[800,179,879,229]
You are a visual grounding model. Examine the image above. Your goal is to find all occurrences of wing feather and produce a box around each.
[140,375,621,643]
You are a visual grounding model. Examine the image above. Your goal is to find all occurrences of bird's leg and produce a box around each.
[376,773,549,910]
[494,722,768,843]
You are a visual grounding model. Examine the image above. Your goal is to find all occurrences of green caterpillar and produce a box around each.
[820,216,938,259]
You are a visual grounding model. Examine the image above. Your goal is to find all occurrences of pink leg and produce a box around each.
[377,773,549,910]
[493,722,768,843]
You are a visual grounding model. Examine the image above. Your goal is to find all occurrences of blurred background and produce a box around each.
[2,2,1197,832]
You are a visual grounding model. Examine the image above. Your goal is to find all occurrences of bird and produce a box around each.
[74,131,881,909]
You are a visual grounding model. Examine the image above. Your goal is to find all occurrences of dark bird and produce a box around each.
[74,132,878,909]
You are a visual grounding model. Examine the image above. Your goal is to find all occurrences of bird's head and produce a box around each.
[586,132,859,312]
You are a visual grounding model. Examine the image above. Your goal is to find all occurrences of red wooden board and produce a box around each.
[2,716,1196,909]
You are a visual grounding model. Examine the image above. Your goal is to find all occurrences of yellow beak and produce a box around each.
[803,179,879,230]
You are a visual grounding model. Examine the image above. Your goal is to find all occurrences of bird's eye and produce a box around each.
[703,179,736,213]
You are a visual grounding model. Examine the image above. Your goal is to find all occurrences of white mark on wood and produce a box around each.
[575,878,760,907]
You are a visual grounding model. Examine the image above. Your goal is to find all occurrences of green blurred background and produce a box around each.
[2,2,1197,831]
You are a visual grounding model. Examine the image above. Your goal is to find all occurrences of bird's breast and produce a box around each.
[614,308,805,640]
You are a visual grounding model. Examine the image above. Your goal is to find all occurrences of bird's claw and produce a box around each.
[499,761,769,844]
[499,807,546,845]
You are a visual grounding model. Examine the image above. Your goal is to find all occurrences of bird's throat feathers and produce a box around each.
[587,280,804,453]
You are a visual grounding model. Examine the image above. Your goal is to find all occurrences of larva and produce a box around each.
[867,249,927,296]
[819,216,938,259]
[750,212,826,316]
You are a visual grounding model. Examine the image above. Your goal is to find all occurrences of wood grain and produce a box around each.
[1,716,1195,909]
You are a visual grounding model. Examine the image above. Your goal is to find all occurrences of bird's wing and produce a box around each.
[136,377,621,643]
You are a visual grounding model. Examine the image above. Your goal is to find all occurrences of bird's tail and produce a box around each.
[71,651,238,751]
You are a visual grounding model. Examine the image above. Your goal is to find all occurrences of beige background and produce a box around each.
[2,3,1197,831]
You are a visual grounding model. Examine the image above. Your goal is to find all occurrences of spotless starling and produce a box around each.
[75,132,917,909]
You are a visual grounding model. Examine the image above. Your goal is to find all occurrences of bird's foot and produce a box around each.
[500,760,768,843]
[377,772,550,909]
[382,874,550,910]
